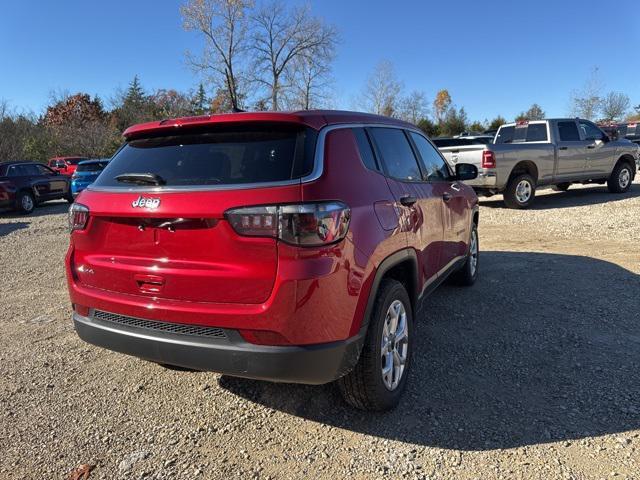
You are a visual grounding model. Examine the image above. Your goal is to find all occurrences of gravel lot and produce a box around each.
[1,181,639,480]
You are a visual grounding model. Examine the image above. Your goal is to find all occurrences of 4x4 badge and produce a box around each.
[132,196,161,209]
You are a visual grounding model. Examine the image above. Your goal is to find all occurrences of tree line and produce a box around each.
[1,0,638,162]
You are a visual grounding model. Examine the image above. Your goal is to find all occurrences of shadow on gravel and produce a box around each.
[480,183,640,210]
[220,251,640,451]
[0,201,69,219]
[0,221,29,237]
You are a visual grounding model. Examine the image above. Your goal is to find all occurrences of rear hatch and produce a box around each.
[71,123,317,304]
[73,161,109,184]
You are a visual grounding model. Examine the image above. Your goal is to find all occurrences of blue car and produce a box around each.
[71,159,110,197]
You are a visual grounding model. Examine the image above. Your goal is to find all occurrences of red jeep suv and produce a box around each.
[66,111,479,410]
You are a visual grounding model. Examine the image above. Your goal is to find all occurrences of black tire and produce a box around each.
[65,191,75,203]
[607,161,633,193]
[16,191,35,214]
[503,174,536,209]
[552,183,571,192]
[337,279,413,411]
[451,223,479,286]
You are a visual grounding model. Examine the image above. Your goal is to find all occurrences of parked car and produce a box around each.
[436,118,638,208]
[616,122,640,145]
[66,110,480,411]
[0,161,73,214]
[48,156,88,176]
[71,159,110,197]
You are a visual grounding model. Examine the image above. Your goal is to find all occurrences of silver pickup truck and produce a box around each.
[436,118,639,208]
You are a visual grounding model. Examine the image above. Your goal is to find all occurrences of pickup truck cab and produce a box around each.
[48,156,88,176]
[438,118,639,208]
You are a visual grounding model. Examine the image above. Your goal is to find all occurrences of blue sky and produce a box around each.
[1,0,638,122]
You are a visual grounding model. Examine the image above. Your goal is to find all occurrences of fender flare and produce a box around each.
[357,248,419,334]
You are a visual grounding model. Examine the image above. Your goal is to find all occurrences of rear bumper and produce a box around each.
[73,311,364,385]
[464,169,498,188]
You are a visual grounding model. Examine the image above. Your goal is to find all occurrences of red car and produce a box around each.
[48,156,88,176]
[66,111,479,410]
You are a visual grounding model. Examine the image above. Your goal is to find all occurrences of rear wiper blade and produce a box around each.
[115,173,166,186]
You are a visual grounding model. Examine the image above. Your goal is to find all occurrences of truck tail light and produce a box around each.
[68,203,89,232]
[226,202,350,247]
[482,150,496,168]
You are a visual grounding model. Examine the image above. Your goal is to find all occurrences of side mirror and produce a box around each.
[455,163,478,181]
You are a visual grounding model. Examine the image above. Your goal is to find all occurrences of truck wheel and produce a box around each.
[607,162,633,193]
[552,183,570,192]
[337,279,413,411]
[16,191,35,214]
[503,174,536,209]
[451,223,479,286]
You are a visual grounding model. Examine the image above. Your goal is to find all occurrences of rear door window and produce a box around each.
[93,125,317,188]
[35,164,55,175]
[526,123,548,142]
[557,121,581,141]
[368,128,422,181]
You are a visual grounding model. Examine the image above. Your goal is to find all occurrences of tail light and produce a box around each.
[226,201,351,247]
[482,150,496,168]
[68,203,89,232]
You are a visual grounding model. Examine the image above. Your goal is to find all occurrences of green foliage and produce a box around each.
[516,104,545,122]
[416,118,439,138]
[468,121,485,133]
[488,116,507,131]
[191,83,210,115]
[0,76,217,162]
[440,107,467,136]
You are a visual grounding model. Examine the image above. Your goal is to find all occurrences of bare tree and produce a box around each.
[600,92,630,122]
[252,1,338,111]
[570,67,604,120]
[399,90,429,125]
[282,46,334,110]
[360,60,403,117]
[182,0,253,111]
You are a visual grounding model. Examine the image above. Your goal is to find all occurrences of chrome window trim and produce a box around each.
[86,122,419,193]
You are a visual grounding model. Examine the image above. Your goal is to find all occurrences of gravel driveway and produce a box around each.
[1,182,639,479]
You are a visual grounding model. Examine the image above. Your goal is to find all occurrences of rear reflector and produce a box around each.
[68,203,89,232]
[482,150,496,169]
[226,202,350,247]
[239,329,291,346]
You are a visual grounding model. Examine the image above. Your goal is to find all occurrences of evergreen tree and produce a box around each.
[191,83,210,115]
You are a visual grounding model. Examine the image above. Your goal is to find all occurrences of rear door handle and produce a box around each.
[399,195,417,207]
[587,145,596,149]
[443,192,452,203]
[558,146,568,150]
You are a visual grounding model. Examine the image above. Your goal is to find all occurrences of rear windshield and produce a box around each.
[77,161,109,172]
[93,125,317,188]
[495,123,548,144]
[66,158,87,165]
